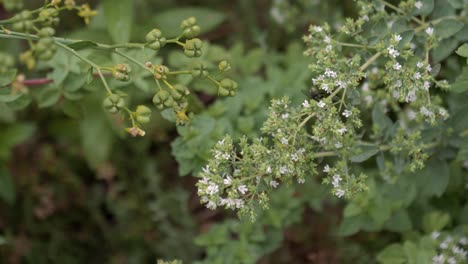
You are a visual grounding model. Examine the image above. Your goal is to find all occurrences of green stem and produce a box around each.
[359,52,382,72]
[54,41,113,95]
[336,42,373,49]
[380,0,424,25]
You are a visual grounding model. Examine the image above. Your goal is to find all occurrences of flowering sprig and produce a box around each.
[197,0,465,219]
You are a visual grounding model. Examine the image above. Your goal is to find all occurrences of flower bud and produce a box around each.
[181,17,200,38]
[184,38,203,58]
[38,27,56,37]
[112,63,132,82]
[218,78,238,97]
[152,89,175,110]
[170,84,190,100]
[191,62,208,78]
[0,53,15,74]
[145,29,167,51]
[135,105,151,124]
[103,94,125,114]
[218,60,231,72]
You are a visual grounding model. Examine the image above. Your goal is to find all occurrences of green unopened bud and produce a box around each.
[135,105,151,124]
[170,84,190,100]
[218,78,238,97]
[112,63,132,82]
[38,27,56,37]
[0,53,15,74]
[191,62,208,78]
[218,60,231,72]
[145,29,167,51]
[103,94,125,114]
[181,17,200,38]
[153,89,175,110]
[184,38,203,58]
[12,20,33,32]
[35,38,57,61]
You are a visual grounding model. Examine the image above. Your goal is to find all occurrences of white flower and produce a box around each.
[335,189,345,198]
[326,44,333,52]
[323,164,330,173]
[291,153,299,162]
[387,45,400,58]
[202,165,211,174]
[405,90,417,102]
[395,80,402,88]
[335,80,347,89]
[364,95,373,105]
[206,200,217,209]
[372,67,379,74]
[432,254,445,264]
[302,100,310,108]
[321,84,331,93]
[342,110,352,118]
[206,182,219,195]
[280,166,288,174]
[431,231,440,240]
[324,35,331,43]
[426,65,432,72]
[417,62,424,68]
[335,142,343,148]
[281,137,288,145]
[238,185,248,194]
[393,62,402,70]
[199,177,209,184]
[313,25,323,32]
[420,106,434,118]
[317,100,326,108]
[426,27,434,36]
[325,68,337,78]
[337,127,347,135]
[459,237,468,245]
[407,109,416,120]
[266,166,272,174]
[235,199,244,209]
[415,1,423,9]
[297,178,305,184]
[332,174,342,187]
[447,257,456,264]
[362,82,369,92]
[392,90,400,99]
[270,7,285,24]
[423,81,431,90]
[394,34,402,42]
[440,241,449,249]
[270,180,279,188]
[414,72,422,80]
[453,246,467,257]
[297,148,306,154]
[223,176,232,185]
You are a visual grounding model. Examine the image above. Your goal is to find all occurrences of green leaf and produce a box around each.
[422,211,450,233]
[431,37,458,63]
[456,43,468,57]
[412,0,434,16]
[416,160,449,197]
[0,90,22,103]
[67,41,98,51]
[397,30,414,49]
[0,164,15,205]
[0,69,17,86]
[153,7,226,38]
[377,244,406,264]
[61,100,84,119]
[103,0,133,43]
[385,210,412,232]
[447,0,463,8]
[452,66,468,93]
[37,86,61,108]
[350,143,380,163]
[434,19,464,39]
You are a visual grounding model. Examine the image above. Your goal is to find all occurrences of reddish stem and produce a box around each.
[21,78,54,86]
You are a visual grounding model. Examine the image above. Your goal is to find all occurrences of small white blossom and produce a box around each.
[297,178,305,184]
[291,153,299,162]
[266,166,272,174]
[332,174,342,187]
[321,83,331,93]
[362,15,369,21]
[317,100,326,108]
[342,110,352,117]
[335,142,343,148]
[206,200,217,209]
[420,106,434,118]
[313,25,323,32]
[392,90,400,99]
[281,137,288,145]
[337,127,347,135]
[431,231,440,240]
[453,246,467,257]
[459,237,468,245]
[326,44,333,52]
[387,45,400,58]
[447,257,456,264]
[199,177,209,184]
[417,62,424,68]
[202,165,211,174]
[423,81,431,91]
[407,109,417,120]
[302,100,310,108]
[362,82,369,92]
[414,72,422,80]
[426,65,432,72]
[324,35,331,43]
[323,164,330,173]
[335,189,345,198]
[393,62,402,70]
[280,166,288,174]
[224,176,232,185]
[235,199,244,209]
[432,254,445,264]
[426,27,434,36]
[206,182,219,195]
[415,1,423,9]
[238,185,248,194]
[405,90,417,102]
[335,80,347,89]
[281,113,289,119]
[325,68,337,78]
[270,180,279,188]
[394,34,402,42]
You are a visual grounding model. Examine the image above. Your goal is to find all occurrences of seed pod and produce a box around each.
[218,60,231,72]
[145,29,167,51]
[191,62,208,78]
[152,89,174,110]
[181,17,200,38]
[135,105,151,124]
[103,94,125,114]
[112,64,132,82]
[218,78,238,96]
[184,38,203,58]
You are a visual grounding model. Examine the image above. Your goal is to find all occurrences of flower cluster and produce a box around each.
[431,232,467,264]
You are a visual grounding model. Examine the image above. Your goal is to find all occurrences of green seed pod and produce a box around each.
[103,94,125,114]
[170,84,190,101]
[153,89,176,110]
[218,78,238,96]
[112,63,132,82]
[0,53,15,74]
[218,60,231,72]
[3,0,24,11]
[181,17,200,38]
[19,10,32,20]
[145,29,167,51]
[38,27,56,37]
[218,87,230,97]
[135,105,151,124]
[38,49,55,61]
[184,38,203,58]
[191,62,208,78]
